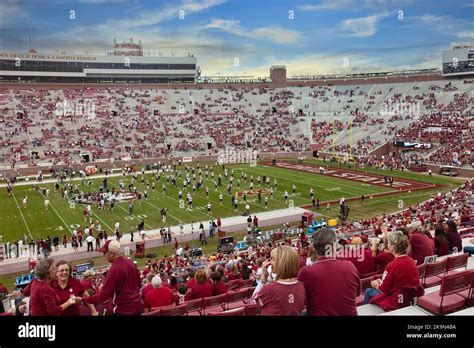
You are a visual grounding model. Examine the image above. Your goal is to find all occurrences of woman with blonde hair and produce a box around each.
[253,246,306,315]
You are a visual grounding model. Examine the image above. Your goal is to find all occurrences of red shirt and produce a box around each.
[50,277,84,316]
[186,278,196,289]
[141,283,154,301]
[83,256,142,315]
[254,281,306,316]
[446,232,462,253]
[80,279,94,291]
[409,232,435,265]
[212,282,228,296]
[29,279,62,316]
[144,287,174,310]
[374,252,395,273]
[298,257,360,316]
[435,239,450,257]
[190,282,212,299]
[338,248,376,277]
[369,255,420,311]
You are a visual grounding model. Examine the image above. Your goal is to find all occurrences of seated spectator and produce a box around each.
[254,246,306,316]
[186,268,196,289]
[143,275,174,313]
[434,225,450,257]
[227,264,243,281]
[175,284,190,304]
[371,239,394,273]
[80,270,96,292]
[338,237,376,277]
[210,271,228,296]
[365,231,423,311]
[446,220,462,253]
[141,273,155,302]
[189,270,212,300]
[463,238,474,256]
[298,228,361,316]
[168,276,178,291]
[408,228,435,265]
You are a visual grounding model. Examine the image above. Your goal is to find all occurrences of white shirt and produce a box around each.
[86,235,95,243]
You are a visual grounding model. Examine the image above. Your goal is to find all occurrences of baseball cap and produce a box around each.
[97,240,121,254]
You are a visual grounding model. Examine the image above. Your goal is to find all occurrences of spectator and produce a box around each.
[27,258,81,316]
[227,264,243,281]
[140,273,155,302]
[408,228,435,265]
[210,271,228,296]
[80,270,96,291]
[298,228,361,316]
[371,239,394,273]
[434,225,450,257]
[189,270,212,300]
[143,276,174,313]
[364,231,423,311]
[446,220,462,253]
[82,240,142,315]
[254,246,306,316]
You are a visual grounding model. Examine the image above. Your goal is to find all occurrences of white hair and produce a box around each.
[151,275,162,288]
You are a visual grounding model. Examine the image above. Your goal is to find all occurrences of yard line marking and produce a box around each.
[37,190,72,234]
[12,192,33,240]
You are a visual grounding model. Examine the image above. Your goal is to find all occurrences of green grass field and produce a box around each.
[0,160,463,244]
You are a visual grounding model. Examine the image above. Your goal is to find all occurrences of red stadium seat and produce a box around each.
[227,279,241,291]
[158,303,188,316]
[445,253,469,275]
[243,303,262,316]
[422,259,448,288]
[202,293,228,315]
[240,279,254,288]
[184,298,204,315]
[417,263,427,280]
[208,307,245,316]
[142,308,161,316]
[417,270,474,315]
[226,288,248,309]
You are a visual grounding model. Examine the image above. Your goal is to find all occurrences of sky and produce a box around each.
[0,0,473,78]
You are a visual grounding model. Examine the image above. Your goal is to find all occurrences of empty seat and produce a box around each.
[417,263,427,280]
[226,288,248,309]
[158,303,188,316]
[417,270,474,315]
[240,279,254,288]
[445,253,469,275]
[422,259,448,288]
[227,280,241,291]
[202,293,228,315]
[184,298,204,315]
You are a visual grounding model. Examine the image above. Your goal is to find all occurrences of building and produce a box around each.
[442,41,474,77]
[270,65,287,84]
[0,39,197,83]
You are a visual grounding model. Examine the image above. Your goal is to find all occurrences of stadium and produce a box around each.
[0,0,473,343]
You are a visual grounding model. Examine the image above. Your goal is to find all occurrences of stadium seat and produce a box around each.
[184,298,204,315]
[422,259,448,288]
[227,279,241,291]
[417,263,427,280]
[226,288,249,309]
[444,253,470,275]
[240,279,254,288]
[201,293,228,315]
[207,307,245,316]
[417,270,474,315]
[243,303,262,316]
[142,308,162,316]
[158,303,188,316]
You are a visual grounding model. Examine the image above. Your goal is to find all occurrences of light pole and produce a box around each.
[191,222,194,250]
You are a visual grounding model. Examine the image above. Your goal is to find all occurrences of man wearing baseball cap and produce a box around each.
[82,240,142,315]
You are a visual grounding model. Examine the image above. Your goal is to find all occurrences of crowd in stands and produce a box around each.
[0,79,472,170]
[1,177,472,316]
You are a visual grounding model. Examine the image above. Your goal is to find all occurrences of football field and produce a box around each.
[0,161,462,244]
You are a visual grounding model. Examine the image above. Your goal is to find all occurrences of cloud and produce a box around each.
[205,19,301,44]
[419,15,444,23]
[457,31,474,38]
[77,0,129,3]
[300,0,413,11]
[114,0,226,28]
[340,12,389,37]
